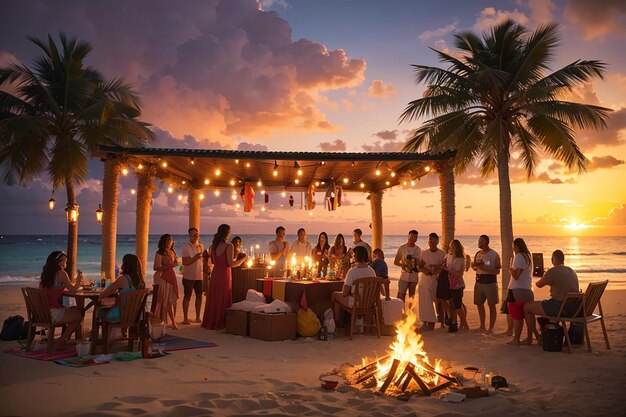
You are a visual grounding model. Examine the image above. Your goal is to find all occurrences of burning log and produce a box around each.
[379,359,400,393]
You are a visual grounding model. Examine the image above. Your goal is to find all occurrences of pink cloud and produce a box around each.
[374,130,398,141]
[587,155,625,171]
[564,0,626,40]
[367,80,396,99]
[317,139,347,151]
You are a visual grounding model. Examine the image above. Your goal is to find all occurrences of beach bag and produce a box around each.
[297,307,321,337]
[0,315,28,341]
[542,323,564,352]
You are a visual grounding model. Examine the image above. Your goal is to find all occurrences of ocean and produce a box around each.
[1,234,625,290]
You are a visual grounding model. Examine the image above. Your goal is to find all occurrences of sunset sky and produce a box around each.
[0,0,625,237]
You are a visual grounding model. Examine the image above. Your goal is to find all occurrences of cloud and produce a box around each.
[237,142,269,151]
[474,7,529,32]
[367,80,396,99]
[361,141,403,152]
[374,130,398,141]
[0,0,366,143]
[464,205,473,209]
[317,139,347,151]
[604,204,626,225]
[587,155,625,171]
[419,21,458,41]
[564,0,626,40]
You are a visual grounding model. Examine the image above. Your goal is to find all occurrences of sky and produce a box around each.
[0,0,625,237]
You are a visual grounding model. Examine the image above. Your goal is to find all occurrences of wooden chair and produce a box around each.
[21,287,81,354]
[337,277,386,340]
[101,289,148,354]
[546,280,610,353]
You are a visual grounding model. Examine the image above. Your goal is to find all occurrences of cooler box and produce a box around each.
[542,324,564,352]
[225,309,250,336]
[249,312,297,341]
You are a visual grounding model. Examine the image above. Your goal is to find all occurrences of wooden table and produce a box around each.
[232,267,268,303]
[63,288,114,354]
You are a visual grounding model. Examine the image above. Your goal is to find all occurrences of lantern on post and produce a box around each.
[95,204,104,223]
[48,190,56,210]
[65,203,79,223]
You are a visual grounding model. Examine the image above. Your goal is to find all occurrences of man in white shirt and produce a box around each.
[181,227,205,324]
[470,234,502,334]
[289,228,312,263]
[394,230,421,302]
[352,228,372,262]
[269,226,289,272]
[417,232,446,330]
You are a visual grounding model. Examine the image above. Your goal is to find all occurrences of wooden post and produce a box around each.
[101,158,122,280]
[135,168,155,276]
[369,190,384,252]
[188,187,200,231]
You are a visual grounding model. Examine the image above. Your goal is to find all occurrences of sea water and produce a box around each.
[1,234,625,290]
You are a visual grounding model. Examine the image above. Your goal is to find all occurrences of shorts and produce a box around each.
[398,280,417,295]
[450,288,464,310]
[50,307,65,324]
[501,289,534,314]
[436,270,451,300]
[541,299,581,317]
[183,279,203,298]
[474,282,499,306]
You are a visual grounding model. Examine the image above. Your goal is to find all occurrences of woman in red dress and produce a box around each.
[202,224,248,330]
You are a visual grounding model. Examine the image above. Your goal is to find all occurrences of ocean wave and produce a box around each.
[0,275,39,285]
[576,268,626,274]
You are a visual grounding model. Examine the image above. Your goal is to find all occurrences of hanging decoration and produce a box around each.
[306,183,316,210]
[289,195,295,207]
[240,182,255,212]
[324,181,343,211]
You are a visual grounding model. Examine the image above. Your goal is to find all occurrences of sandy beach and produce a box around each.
[1,282,625,417]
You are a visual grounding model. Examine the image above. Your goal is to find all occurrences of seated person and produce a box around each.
[523,250,580,342]
[231,236,246,264]
[371,248,390,299]
[331,246,376,323]
[39,250,84,350]
[99,254,147,323]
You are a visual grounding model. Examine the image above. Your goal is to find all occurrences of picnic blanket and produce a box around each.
[157,334,217,351]
[4,346,77,361]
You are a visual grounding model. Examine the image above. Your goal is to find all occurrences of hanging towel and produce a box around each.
[325,182,337,211]
[336,186,343,208]
[240,182,255,212]
[306,183,316,210]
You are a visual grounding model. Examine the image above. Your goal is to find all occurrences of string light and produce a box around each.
[214,190,220,197]
[130,189,136,195]
[245,162,251,168]
[181,180,186,185]
[343,178,349,184]
[297,169,303,176]
[137,163,143,170]
[167,185,173,193]
[190,157,195,165]
[48,190,56,210]
[122,167,128,176]
[410,180,416,186]
[235,203,240,208]
[320,161,325,165]
[204,179,210,185]
[309,211,313,216]
[315,181,320,187]
[199,193,205,200]
[273,161,278,176]
[256,180,263,187]
[391,171,396,177]
[229,179,236,186]
[424,166,431,172]
[231,194,237,201]
[385,181,390,185]
[215,169,221,176]
[261,206,266,212]
[281,189,287,197]
[177,194,183,201]
[95,204,104,223]
[360,183,365,188]
[403,181,408,186]
[261,190,265,194]
[161,162,167,168]
[294,179,300,184]
[235,159,239,164]
[375,169,381,176]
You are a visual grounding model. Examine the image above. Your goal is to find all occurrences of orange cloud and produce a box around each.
[318,139,347,151]
[367,80,396,99]
[564,0,626,40]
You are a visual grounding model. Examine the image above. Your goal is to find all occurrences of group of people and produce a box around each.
[38,225,580,349]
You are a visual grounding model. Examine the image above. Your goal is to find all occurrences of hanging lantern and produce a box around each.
[48,190,56,210]
[95,204,104,223]
[65,203,79,223]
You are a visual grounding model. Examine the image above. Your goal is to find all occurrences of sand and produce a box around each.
[0,283,625,417]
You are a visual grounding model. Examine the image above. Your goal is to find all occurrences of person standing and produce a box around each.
[311,232,330,277]
[417,233,446,331]
[202,224,248,330]
[506,238,539,346]
[153,234,179,329]
[289,228,312,263]
[329,234,350,279]
[394,230,421,302]
[181,227,205,325]
[444,239,468,332]
[269,226,289,272]
[352,228,372,262]
[471,235,501,334]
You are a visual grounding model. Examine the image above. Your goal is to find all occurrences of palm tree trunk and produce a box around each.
[188,188,200,230]
[136,170,155,276]
[497,146,514,303]
[369,190,384,251]
[438,161,455,251]
[101,158,121,280]
[65,178,78,280]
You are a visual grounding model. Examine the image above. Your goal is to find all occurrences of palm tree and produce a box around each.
[0,33,155,277]
[401,20,611,298]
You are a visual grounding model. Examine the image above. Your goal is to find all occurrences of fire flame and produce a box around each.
[365,301,442,389]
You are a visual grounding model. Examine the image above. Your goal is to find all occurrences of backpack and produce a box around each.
[0,315,29,341]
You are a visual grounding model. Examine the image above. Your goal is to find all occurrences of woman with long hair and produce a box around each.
[39,251,83,349]
[444,240,469,332]
[312,232,330,277]
[99,254,146,322]
[506,238,540,345]
[329,233,350,279]
[202,224,248,330]
[153,234,179,329]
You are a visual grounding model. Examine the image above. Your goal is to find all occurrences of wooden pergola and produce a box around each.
[94,145,456,278]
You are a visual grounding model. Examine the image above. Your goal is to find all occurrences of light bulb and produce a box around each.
[410,180,415,186]
[199,193,205,200]
[177,194,183,201]
[246,162,251,168]
[214,190,220,197]
[297,169,303,176]
[281,191,287,197]
[137,164,143,170]
[343,178,349,184]
[161,162,167,168]
[256,180,262,187]
[273,170,278,176]
[391,171,396,177]
[294,179,299,184]
[215,169,221,176]
[231,194,237,201]
[235,159,239,164]
[130,189,136,195]
[229,179,236,186]
[360,183,365,188]
[375,169,381,176]
[167,186,173,193]
[204,179,210,185]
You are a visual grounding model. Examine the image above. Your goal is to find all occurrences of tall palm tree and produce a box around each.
[0,33,155,277]
[401,20,611,298]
